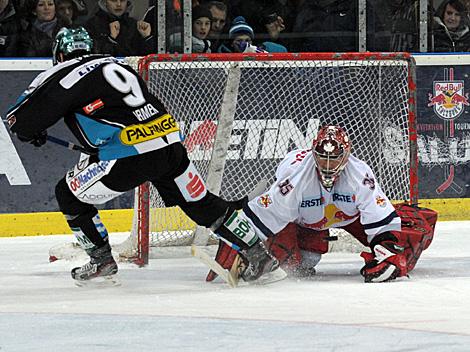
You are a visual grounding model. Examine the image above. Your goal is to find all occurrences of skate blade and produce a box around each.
[74,274,121,288]
[250,267,287,286]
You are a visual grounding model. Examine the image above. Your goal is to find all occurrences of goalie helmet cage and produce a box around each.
[126,52,418,266]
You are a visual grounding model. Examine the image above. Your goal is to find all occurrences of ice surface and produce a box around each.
[0,221,469,351]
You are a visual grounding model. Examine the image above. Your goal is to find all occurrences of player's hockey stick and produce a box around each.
[46,135,96,155]
[191,245,240,288]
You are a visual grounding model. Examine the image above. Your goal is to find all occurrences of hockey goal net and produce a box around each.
[116,52,418,265]
[49,52,417,265]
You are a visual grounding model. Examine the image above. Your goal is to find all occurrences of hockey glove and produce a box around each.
[360,232,408,283]
[17,130,47,147]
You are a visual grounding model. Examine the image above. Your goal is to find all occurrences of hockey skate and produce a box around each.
[71,243,119,286]
[240,240,287,284]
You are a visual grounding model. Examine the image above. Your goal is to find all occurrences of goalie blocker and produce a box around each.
[207,203,437,283]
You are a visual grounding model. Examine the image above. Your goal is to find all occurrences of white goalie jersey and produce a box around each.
[242,149,401,243]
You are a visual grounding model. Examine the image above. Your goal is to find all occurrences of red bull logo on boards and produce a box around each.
[428,80,469,120]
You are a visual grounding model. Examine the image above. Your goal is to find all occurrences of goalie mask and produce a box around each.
[52,27,93,65]
[312,125,351,189]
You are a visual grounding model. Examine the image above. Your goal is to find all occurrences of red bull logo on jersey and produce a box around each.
[428,81,469,120]
[257,194,272,208]
[375,195,386,207]
[303,204,359,229]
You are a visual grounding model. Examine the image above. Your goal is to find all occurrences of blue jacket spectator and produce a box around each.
[218,16,286,53]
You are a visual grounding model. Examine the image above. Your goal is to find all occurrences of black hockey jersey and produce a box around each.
[6,55,182,160]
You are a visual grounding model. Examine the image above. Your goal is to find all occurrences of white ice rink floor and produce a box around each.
[0,221,469,352]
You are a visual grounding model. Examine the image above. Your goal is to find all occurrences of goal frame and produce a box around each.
[133,52,418,266]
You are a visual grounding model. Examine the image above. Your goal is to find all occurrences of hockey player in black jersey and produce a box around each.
[6,27,279,283]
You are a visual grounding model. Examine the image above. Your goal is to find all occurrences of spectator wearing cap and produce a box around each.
[217,15,254,52]
[218,15,286,53]
[192,4,211,52]
[85,0,152,56]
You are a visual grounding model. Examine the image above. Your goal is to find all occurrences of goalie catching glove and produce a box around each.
[360,232,407,283]
[361,204,438,283]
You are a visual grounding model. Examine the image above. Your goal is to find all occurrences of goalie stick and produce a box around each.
[191,245,240,288]
[191,245,288,288]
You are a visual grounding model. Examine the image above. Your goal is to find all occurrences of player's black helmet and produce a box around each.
[312,125,352,189]
[52,27,93,65]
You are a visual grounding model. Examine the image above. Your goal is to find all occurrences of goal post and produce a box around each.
[126,52,418,265]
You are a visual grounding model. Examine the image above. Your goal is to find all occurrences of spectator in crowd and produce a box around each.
[144,0,186,53]
[0,0,22,56]
[56,0,78,26]
[218,15,287,53]
[231,0,289,44]
[18,0,68,57]
[191,5,211,52]
[433,0,470,52]
[206,1,227,52]
[167,4,213,53]
[85,0,153,56]
[289,0,357,52]
[388,0,419,51]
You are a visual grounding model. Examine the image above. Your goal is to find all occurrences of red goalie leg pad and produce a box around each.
[340,218,369,247]
[206,241,239,282]
[392,204,438,272]
[265,223,302,269]
[297,227,329,254]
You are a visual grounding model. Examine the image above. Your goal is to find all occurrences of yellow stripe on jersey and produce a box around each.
[120,114,179,145]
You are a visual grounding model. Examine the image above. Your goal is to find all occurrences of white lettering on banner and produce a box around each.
[186,118,321,161]
[383,126,408,164]
[418,135,470,164]
[180,118,465,165]
[0,121,31,185]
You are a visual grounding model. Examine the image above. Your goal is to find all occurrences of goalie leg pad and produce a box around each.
[265,223,302,269]
[265,224,326,276]
[393,203,438,272]
[297,227,329,254]
[340,218,369,247]
[206,241,238,282]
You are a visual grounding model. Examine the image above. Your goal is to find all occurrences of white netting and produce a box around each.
[123,54,415,258]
